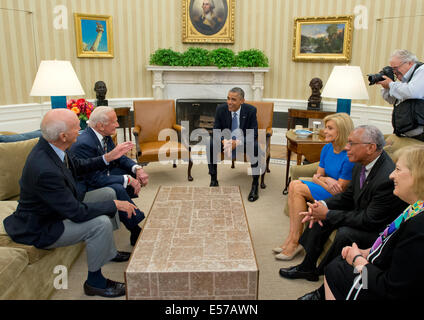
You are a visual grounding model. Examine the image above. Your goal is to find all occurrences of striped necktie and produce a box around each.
[360,166,366,188]
[102,136,111,176]
[102,136,108,154]
[231,112,238,139]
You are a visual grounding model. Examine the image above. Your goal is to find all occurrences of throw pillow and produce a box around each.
[0,130,42,143]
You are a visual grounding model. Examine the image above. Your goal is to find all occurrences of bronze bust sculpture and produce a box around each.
[94,81,108,106]
[307,77,323,111]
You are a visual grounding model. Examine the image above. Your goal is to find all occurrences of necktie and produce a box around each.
[360,166,366,188]
[102,136,108,154]
[64,152,70,169]
[231,113,239,159]
[231,112,238,139]
[103,136,111,176]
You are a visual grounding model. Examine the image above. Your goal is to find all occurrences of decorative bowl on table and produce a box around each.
[294,129,313,137]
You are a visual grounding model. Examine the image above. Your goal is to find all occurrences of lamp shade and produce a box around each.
[322,66,369,100]
[30,60,85,96]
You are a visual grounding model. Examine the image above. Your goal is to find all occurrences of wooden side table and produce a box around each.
[282,129,327,194]
[287,108,335,130]
[114,107,131,142]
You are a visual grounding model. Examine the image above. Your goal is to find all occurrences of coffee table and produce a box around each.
[125,186,258,300]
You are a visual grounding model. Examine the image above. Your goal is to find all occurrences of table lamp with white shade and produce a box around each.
[321,65,369,115]
[30,60,85,109]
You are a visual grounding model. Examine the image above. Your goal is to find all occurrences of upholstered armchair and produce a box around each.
[223,101,274,189]
[132,100,193,181]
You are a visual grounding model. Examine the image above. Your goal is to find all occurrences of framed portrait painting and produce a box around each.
[292,15,353,62]
[74,13,114,58]
[183,0,235,43]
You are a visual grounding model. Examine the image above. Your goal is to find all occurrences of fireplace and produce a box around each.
[176,99,225,143]
[147,66,273,144]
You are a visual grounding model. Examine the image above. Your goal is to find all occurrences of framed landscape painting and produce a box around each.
[74,13,114,58]
[183,0,235,43]
[292,15,353,62]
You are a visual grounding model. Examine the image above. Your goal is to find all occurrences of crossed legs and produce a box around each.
[279,180,314,256]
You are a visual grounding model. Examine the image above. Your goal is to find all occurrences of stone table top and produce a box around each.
[127,185,258,273]
[125,186,258,300]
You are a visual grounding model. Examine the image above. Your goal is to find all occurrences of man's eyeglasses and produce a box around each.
[346,141,374,146]
[392,61,406,71]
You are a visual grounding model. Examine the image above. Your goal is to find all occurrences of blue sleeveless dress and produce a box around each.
[300,143,354,200]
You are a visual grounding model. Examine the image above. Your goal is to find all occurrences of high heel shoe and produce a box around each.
[275,245,303,261]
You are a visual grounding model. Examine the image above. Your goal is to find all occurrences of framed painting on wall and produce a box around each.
[292,15,354,62]
[183,0,235,43]
[74,13,114,58]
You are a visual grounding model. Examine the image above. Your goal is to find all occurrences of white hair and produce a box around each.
[88,106,115,127]
[391,49,419,64]
[203,0,215,10]
[356,125,385,151]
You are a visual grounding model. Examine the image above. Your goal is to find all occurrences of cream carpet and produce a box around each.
[50,160,323,300]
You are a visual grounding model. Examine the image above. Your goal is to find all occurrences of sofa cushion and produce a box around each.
[0,236,53,265]
[0,130,41,143]
[0,138,38,200]
[383,133,424,160]
[0,247,29,296]
[0,201,52,264]
[0,201,18,236]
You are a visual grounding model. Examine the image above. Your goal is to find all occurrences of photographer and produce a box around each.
[378,49,424,141]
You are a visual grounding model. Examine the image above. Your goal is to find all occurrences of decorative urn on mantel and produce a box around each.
[146,66,269,101]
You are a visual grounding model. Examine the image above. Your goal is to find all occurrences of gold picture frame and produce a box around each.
[183,0,234,43]
[74,13,114,58]
[292,15,353,62]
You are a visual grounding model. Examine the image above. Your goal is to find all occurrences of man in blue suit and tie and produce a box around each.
[70,106,148,246]
[207,87,265,202]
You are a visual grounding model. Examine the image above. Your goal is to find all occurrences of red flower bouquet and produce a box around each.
[66,99,95,121]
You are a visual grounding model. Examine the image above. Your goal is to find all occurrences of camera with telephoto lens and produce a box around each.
[367,66,395,85]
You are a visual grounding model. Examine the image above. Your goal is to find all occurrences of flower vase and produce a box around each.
[80,119,87,130]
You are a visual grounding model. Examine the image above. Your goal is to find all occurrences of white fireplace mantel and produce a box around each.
[146,65,269,101]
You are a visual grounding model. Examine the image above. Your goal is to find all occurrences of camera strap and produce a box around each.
[394,62,423,106]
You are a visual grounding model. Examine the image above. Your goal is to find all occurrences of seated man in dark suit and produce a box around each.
[279,125,408,297]
[3,109,137,298]
[70,106,148,246]
[207,87,265,202]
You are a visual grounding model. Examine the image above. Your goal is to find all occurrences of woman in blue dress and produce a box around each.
[273,113,355,260]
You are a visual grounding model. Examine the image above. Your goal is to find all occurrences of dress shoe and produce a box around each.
[297,289,324,300]
[248,184,259,202]
[275,245,304,261]
[84,279,126,298]
[111,251,131,262]
[130,227,141,246]
[210,179,219,187]
[279,265,319,282]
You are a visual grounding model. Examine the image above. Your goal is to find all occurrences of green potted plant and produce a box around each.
[180,47,212,66]
[208,48,236,68]
[235,49,269,67]
[149,48,181,66]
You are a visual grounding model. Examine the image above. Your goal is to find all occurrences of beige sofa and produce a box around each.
[0,135,84,300]
[283,134,424,261]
